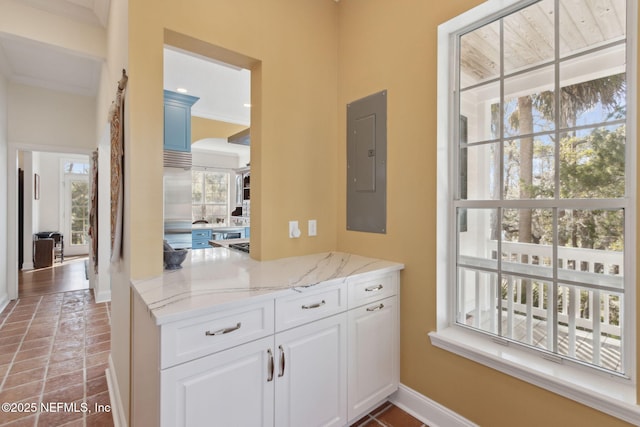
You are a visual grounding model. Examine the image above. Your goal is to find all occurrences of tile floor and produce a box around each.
[0,290,113,426]
[352,402,427,427]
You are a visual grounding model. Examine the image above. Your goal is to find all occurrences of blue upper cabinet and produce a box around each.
[164,90,200,152]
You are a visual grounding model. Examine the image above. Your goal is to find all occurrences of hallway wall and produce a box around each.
[0,74,7,310]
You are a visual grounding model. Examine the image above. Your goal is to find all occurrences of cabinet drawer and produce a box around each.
[192,230,212,239]
[347,272,397,308]
[161,299,274,369]
[191,240,211,249]
[275,283,346,332]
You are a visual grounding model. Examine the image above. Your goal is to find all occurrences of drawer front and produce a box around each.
[192,229,212,239]
[275,283,346,332]
[191,239,211,249]
[161,299,274,369]
[347,272,397,308]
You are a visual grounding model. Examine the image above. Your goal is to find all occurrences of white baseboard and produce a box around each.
[22,262,34,271]
[0,295,9,316]
[107,355,128,427]
[390,384,478,427]
[94,289,111,304]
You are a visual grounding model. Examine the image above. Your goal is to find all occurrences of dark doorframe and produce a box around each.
[18,168,24,270]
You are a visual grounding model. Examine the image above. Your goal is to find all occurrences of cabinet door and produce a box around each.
[162,336,274,427]
[164,101,191,152]
[164,90,199,152]
[347,295,399,422]
[275,313,347,427]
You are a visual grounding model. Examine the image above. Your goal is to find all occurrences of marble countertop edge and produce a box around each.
[131,249,404,325]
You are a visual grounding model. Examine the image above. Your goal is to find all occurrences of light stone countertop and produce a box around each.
[191,224,248,230]
[131,248,404,325]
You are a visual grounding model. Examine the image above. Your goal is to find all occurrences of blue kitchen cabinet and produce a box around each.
[192,229,212,249]
[164,90,199,152]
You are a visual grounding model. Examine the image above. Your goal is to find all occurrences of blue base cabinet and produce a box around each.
[192,229,212,249]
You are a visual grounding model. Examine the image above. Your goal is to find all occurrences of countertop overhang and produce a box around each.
[132,248,404,325]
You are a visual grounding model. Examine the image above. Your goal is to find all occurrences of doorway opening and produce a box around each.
[16,149,91,298]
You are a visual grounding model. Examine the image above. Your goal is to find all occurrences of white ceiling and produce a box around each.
[163,46,251,157]
[0,34,102,96]
[0,0,107,96]
[0,0,250,156]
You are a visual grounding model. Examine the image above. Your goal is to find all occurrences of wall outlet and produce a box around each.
[289,221,301,238]
[308,220,317,236]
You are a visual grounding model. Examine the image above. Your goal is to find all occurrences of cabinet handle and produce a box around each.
[267,349,274,382]
[205,322,242,336]
[301,300,326,310]
[366,303,385,312]
[365,284,384,292]
[278,345,285,377]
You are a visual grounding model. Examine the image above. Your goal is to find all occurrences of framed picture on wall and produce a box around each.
[34,173,40,200]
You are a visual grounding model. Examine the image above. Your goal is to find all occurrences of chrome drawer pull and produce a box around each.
[365,284,384,292]
[267,349,274,382]
[301,300,326,310]
[366,303,384,312]
[278,345,285,377]
[205,322,242,336]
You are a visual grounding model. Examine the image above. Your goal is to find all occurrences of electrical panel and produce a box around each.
[346,90,387,233]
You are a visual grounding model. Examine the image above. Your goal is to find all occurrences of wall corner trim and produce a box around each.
[107,355,128,427]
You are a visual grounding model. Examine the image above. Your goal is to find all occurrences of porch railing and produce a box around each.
[460,241,623,372]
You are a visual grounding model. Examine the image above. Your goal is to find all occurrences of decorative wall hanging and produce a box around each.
[109,69,128,263]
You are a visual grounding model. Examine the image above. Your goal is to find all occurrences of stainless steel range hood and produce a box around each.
[228,128,250,146]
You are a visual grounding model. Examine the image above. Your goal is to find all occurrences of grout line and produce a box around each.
[35,293,64,425]
[0,296,44,392]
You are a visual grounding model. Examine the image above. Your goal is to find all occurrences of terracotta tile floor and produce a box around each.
[352,402,428,427]
[0,290,114,427]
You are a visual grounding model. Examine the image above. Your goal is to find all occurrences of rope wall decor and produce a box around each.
[88,149,98,273]
[109,69,128,263]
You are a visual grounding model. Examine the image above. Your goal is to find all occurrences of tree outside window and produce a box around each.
[192,170,229,224]
[455,0,630,375]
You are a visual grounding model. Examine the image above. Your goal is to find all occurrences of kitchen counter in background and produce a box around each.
[191,224,247,231]
[132,248,404,325]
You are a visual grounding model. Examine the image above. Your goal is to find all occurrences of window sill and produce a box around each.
[429,327,639,425]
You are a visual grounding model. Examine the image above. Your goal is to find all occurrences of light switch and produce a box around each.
[308,220,317,236]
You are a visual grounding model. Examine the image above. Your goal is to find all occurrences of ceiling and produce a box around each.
[460,0,625,88]
[0,0,107,96]
[0,0,250,157]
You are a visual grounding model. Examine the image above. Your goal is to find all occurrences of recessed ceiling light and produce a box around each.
[243,103,251,108]
[176,88,188,93]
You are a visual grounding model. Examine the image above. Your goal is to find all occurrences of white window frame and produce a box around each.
[430,0,639,423]
[191,168,231,224]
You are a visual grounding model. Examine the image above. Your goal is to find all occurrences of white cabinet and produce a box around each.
[162,336,275,427]
[346,272,400,423]
[132,269,400,427]
[160,307,347,427]
[347,296,399,421]
[275,313,347,427]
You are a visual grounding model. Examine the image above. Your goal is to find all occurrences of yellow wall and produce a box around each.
[127,0,339,275]
[337,1,637,427]
[121,0,638,425]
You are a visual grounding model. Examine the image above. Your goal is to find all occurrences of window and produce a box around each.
[63,159,90,247]
[192,169,229,224]
[434,0,638,422]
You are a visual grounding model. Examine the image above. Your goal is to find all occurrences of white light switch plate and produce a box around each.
[308,220,317,236]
